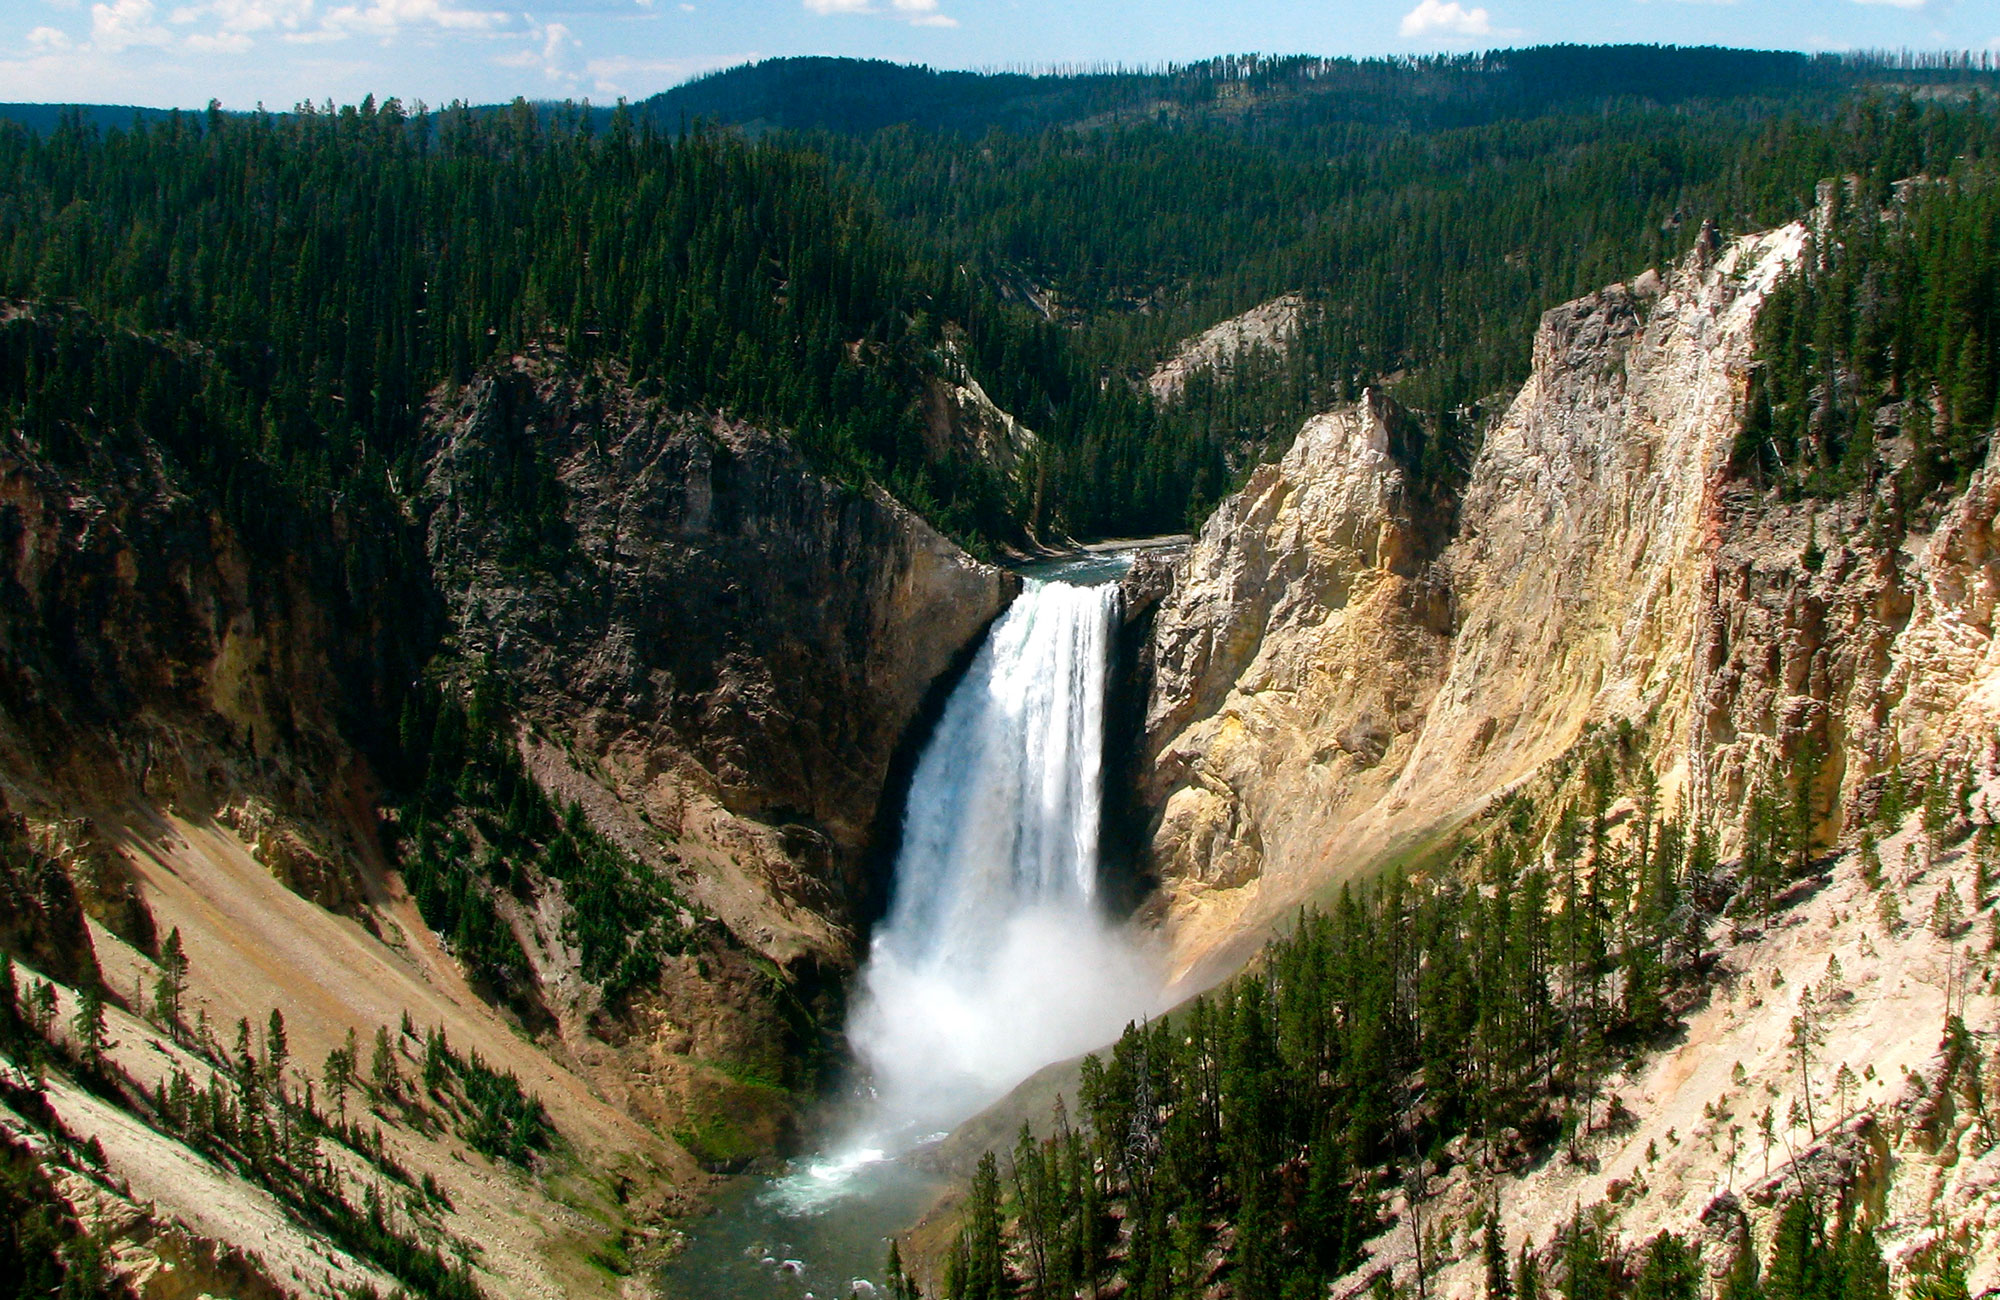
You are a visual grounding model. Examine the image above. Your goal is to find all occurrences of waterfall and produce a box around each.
[847,575,1163,1138]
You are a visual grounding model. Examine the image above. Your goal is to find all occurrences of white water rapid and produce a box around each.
[845,574,1164,1141]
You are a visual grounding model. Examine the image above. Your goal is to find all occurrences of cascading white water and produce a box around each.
[845,575,1164,1139]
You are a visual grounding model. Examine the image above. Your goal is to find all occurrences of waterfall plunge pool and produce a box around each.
[660,547,1164,1300]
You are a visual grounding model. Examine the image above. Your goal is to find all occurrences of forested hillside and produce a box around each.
[7,53,2000,545]
[0,101,1066,548]
[648,48,1987,141]
[625,50,2000,534]
[938,729,1991,1300]
[806,83,2000,531]
[1743,167,2000,503]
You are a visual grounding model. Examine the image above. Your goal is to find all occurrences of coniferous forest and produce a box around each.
[4,51,2000,552]
[932,735,1990,1300]
[5,43,2000,1300]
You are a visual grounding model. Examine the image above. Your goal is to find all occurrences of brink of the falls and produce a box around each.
[846,574,1164,1140]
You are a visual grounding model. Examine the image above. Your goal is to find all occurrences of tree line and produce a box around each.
[6,73,2000,556]
[920,728,1992,1300]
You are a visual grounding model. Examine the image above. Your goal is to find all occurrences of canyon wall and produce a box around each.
[420,351,1017,967]
[1144,222,2000,982]
[1129,221,2000,1296]
[0,323,1014,1298]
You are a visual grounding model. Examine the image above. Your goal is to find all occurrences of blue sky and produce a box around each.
[3,0,1996,111]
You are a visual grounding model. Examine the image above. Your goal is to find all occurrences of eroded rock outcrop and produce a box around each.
[1137,217,2000,1292]
[1144,391,1455,937]
[1148,294,1309,403]
[1144,225,1962,977]
[420,351,1019,967]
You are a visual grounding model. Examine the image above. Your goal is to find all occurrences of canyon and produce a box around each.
[4,209,2000,1298]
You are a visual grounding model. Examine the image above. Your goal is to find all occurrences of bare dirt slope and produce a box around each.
[1355,790,2000,1298]
[60,803,696,1298]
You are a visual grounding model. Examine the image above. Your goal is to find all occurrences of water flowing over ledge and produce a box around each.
[662,563,1166,1298]
[848,573,1165,1142]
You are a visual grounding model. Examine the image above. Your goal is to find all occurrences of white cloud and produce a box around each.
[320,0,506,35]
[585,49,741,95]
[1399,0,1492,36]
[27,24,74,47]
[891,0,955,25]
[1849,0,1924,8]
[79,0,498,53]
[92,0,171,48]
[170,0,314,34]
[91,0,172,46]
[184,28,252,49]
[495,15,575,80]
[803,0,955,25]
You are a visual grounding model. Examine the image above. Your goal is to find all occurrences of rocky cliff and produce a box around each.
[1123,221,2000,1296]
[1144,221,2000,982]
[421,351,1017,967]
[0,318,1016,1299]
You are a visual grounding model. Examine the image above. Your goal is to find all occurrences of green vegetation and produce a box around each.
[1743,137,2000,503]
[933,732,1988,1300]
[0,101,1045,549]
[0,1122,122,1299]
[391,675,702,1012]
[649,49,1994,140]
[420,1024,555,1168]
[0,947,498,1299]
[814,89,2000,535]
[7,54,2000,557]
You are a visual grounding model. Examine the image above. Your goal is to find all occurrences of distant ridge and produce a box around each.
[639,46,2000,138]
[7,46,1996,141]
[0,103,185,134]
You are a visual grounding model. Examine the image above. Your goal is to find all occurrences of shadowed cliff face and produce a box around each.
[420,352,1019,966]
[0,324,1019,1297]
[0,369,408,905]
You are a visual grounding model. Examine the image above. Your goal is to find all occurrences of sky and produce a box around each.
[2,0,1996,112]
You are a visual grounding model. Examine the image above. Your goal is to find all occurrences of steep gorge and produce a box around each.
[0,319,1016,1298]
[1116,221,2000,1293]
[1142,226,1859,977]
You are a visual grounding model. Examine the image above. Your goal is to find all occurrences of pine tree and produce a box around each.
[152,927,187,1029]
[959,1151,1004,1300]
[885,1240,920,1300]
[1632,1232,1700,1300]
[264,1008,289,1095]
[1719,1224,1764,1300]
[1484,1207,1513,1300]
[70,983,109,1071]
[1516,1239,1543,1300]
[372,1024,400,1098]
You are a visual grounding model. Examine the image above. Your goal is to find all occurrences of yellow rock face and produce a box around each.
[1141,221,2000,985]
